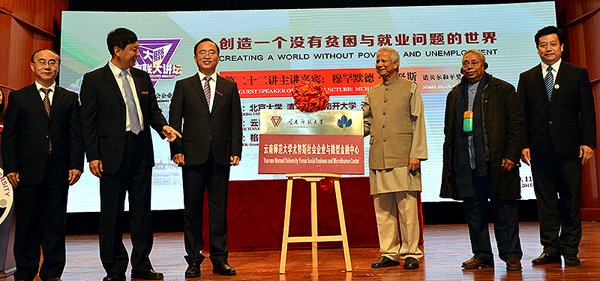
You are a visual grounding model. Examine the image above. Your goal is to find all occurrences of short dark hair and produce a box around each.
[535,26,564,46]
[193,38,220,56]
[107,28,138,56]
[30,49,60,63]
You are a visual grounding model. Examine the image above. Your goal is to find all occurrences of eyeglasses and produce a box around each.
[33,59,59,67]
[197,50,217,57]
[462,60,481,67]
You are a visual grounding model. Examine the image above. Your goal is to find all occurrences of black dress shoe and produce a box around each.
[213,262,236,276]
[131,268,164,280]
[403,257,419,269]
[103,275,126,281]
[564,255,580,266]
[185,255,204,277]
[532,252,561,265]
[371,256,400,268]
[461,256,494,269]
[506,258,522,271]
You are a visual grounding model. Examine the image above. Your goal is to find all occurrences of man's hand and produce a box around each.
[162,125,182,142]
[230,156,240,166]
[521,148,531,166]
[172,153,185,166]
[89,160,103,178]
[7,172,19,188]
[501,158,516,172]
[68,169,82,185]
[580,145,594,165]
[408,158,420,174]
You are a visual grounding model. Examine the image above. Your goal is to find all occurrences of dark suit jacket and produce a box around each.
[1,84,84,185]
[518,61,596,157]
[169,74,242,166]
[80,64,168,174]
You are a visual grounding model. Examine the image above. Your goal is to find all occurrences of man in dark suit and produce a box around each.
[2,49,84,281]
[169,38,242,278]
[79,28,180,281]
[518,26,596,267]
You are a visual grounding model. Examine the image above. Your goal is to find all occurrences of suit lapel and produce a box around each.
[213,75,226,111]
[131,70,144,105]
[49,87,66,120]
[532,64,550,102]
[25,84,51,118]
[130,70,148,124]
[191,74,210,110]
[102,64,126,104]
[552,61,568,102]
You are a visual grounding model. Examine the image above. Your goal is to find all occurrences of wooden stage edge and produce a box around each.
[2,221,600,281]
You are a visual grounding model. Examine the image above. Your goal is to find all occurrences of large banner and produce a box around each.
[259,110,364,174]
[60,2,555,212]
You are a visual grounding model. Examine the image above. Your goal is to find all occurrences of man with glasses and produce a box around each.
[169,38,242,278]
[2,49,84,281]
[363,47,427,270]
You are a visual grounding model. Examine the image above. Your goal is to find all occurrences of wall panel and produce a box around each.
[0,0,66,91]
[557,0,600,219]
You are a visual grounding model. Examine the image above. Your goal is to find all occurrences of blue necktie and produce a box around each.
[545,66,554,101]
[120,71,142,134]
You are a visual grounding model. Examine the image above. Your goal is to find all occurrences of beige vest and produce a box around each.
[366,76,415,169]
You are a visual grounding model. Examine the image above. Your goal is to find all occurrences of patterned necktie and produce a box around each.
[203,76,212,108]
[41,88,52,153]
[545,66,554,101]
[41,88,51,116]
[120,71,142,134]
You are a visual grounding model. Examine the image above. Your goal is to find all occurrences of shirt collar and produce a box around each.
[198,71,217,82]
[109,61,130,77]
[35,81,56,92]
[382,74,399,86]
[542,58,562,73]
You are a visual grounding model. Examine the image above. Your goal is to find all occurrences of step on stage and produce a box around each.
[1,222,599,280]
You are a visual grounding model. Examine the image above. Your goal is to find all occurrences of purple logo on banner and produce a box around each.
[135,39,182,85]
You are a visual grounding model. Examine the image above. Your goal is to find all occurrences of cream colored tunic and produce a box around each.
[363,76,428,195]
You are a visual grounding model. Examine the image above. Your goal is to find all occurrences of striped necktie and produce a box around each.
[545,66,554,101]
[203,76,212,109]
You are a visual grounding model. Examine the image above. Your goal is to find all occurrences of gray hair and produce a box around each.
[377,47,400,63]
[462,49,486,63]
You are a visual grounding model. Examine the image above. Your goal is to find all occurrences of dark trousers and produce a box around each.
[99,132,153,276]
[13,154,68,281]
[530,154,582,257]
[182,149,231,264]
[463,174,523,262]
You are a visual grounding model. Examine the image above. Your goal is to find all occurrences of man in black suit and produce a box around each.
[518,26,596,267]
[2,49,84,281]
[169,38,242,277]
[79,28,180,281]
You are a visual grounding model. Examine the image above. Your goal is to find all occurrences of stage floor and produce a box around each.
[2,221,599,280]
